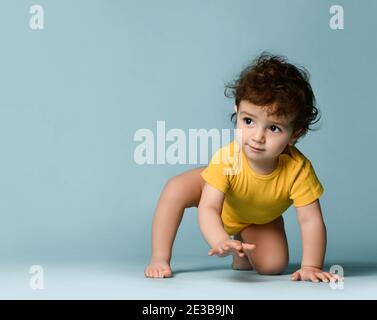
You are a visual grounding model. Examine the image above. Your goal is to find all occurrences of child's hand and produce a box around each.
[208,239,256,258]
[291,266,343,283]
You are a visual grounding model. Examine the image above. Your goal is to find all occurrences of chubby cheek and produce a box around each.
[240,131,252,146]
[272,137,291,154]
[269,143,284,155]
[234,125,248,142]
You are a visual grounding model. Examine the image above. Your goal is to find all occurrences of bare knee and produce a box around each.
[162,176,185,202]
[161,174,202,208]
[253,259,288,275]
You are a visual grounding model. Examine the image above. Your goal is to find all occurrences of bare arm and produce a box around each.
[198,183,255,257]
[198,183,229,247]
[291,199,341,282]
[296,199,326,269]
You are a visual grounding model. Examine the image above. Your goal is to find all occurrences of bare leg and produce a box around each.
[145,167,206,278]
[240,216,289,275]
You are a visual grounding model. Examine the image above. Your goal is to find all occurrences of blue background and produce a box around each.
[0,0,376,265]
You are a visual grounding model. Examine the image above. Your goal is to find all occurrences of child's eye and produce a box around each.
[243,117,254,125]
[270,125,281,133]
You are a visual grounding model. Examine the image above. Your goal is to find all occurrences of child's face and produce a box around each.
[235,100,298,162]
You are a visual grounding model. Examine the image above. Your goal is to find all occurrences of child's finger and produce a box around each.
[208,248,217,256]
[323,272,336,282]
[242,243,256,252]
[324,274,333,282]
[231,241,243,250]
[230,250,244,258]
[291,272,300,281]
[309,274,319,283]
[324,272,342,282]
[332,274,343,281]
[226,242,242,252]
[315,272,329,283]
[224,242,240,251]
[224,243,245,257]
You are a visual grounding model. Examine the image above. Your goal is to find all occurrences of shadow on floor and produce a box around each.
[172,262,377,279]
[172,264,288,283]
[173,264,231,275]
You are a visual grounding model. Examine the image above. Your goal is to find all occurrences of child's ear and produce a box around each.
[234,105,238,113]
[289,129,304,145]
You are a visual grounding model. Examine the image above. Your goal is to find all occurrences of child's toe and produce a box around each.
[163,269,172,278]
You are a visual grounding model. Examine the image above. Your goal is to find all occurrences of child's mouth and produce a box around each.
[249,145,265,152]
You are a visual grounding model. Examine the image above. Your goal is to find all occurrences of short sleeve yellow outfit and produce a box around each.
[201,140,324,235]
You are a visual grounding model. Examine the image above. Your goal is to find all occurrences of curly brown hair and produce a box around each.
[225,52,320,143]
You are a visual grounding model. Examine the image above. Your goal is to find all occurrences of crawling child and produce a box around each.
[145,53,341,283]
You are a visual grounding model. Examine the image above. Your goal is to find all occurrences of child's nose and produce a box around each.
[250,127,265,144]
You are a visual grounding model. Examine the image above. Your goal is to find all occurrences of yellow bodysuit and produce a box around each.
[201,140,324,235]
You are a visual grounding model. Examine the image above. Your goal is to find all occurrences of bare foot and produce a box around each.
[145,259,173,278]
[232,253,253,270]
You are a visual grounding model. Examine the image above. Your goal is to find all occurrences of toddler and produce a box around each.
[145,53,341,283]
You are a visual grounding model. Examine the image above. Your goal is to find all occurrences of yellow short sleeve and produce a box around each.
[290,159,324,207]
[201,148,232,194]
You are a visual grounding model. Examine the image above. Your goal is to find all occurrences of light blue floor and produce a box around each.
[1,256,376,299]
